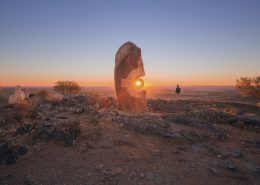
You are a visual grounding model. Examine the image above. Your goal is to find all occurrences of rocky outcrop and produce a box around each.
[32,120,80,145]
[14,121,80,146]
[0,139,28,165]
[112,112,227,142]
[113,114,170,136]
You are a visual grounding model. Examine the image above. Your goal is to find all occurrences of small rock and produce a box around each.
[113,167,123,174]
[233,121,245,129]
[181,130,205,142]
[151,149,160,156]
[238,115,260,128]
[95,163,104,170]
[145,172,161,182]
[0,117,6,125]
[76,107,84,114]
[32,145,43,151]
[209,167,219,175]
[244,160,260,174]
[42,122,54,127]
[24,175,35,185]
[226,161,238,171]
[78,143,87,152]
[11,149,19,160]
[0,140,10,155]
[18,145,28,156]
[2,153,16,165]
[231,149,243,158]
[218,149,229,158]
[248,139,260,148]
[101,142,113,149]
[163,132,183,140]
[0,173,12,180]
[16,127,25,134]
[192,144,208,153]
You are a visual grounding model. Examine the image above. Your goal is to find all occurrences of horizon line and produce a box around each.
[0,85,236,88]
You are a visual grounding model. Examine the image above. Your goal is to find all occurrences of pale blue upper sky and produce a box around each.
[0,0,259,86]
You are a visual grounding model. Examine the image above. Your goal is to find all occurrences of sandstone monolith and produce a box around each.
[114,42,146,112]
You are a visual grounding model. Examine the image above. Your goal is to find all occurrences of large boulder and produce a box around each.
[8,86,26,105]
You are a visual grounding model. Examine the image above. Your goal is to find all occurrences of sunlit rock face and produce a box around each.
[8,86,26,105]
[114,41,146,112]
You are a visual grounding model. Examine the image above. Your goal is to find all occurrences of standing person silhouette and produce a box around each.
[175,85,181,96]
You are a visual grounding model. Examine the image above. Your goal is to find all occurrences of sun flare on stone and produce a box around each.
[133,78,144,89]
[135,80,142,86]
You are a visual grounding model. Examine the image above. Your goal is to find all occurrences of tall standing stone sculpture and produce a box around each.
[114,41,146,112]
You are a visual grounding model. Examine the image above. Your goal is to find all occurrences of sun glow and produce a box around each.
[135,80,142,86]
[133,78,145,88]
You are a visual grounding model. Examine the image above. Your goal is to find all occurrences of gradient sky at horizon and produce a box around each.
[0,0,260,87]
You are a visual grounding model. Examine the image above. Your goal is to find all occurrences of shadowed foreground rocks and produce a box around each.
[0,95,259,185]
[0,139,28,165]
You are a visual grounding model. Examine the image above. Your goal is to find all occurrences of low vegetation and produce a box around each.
[53,81,81,97]
[236,76,260,99]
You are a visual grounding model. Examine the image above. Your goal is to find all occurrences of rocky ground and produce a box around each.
[0,94,259,185]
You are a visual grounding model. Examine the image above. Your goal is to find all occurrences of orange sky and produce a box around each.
[0,74,238,87]
[1,1,260,88]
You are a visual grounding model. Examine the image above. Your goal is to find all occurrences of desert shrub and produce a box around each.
[87,92,114,109]
[223,107,239,115]
[38,90,50,101]
[9,102,32,122]
[236,76,260,99]
[53,81,81,97]
[0,96,8,106]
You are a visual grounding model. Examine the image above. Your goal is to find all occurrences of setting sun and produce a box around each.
[0,1,259,184]
[135,80,142,86]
